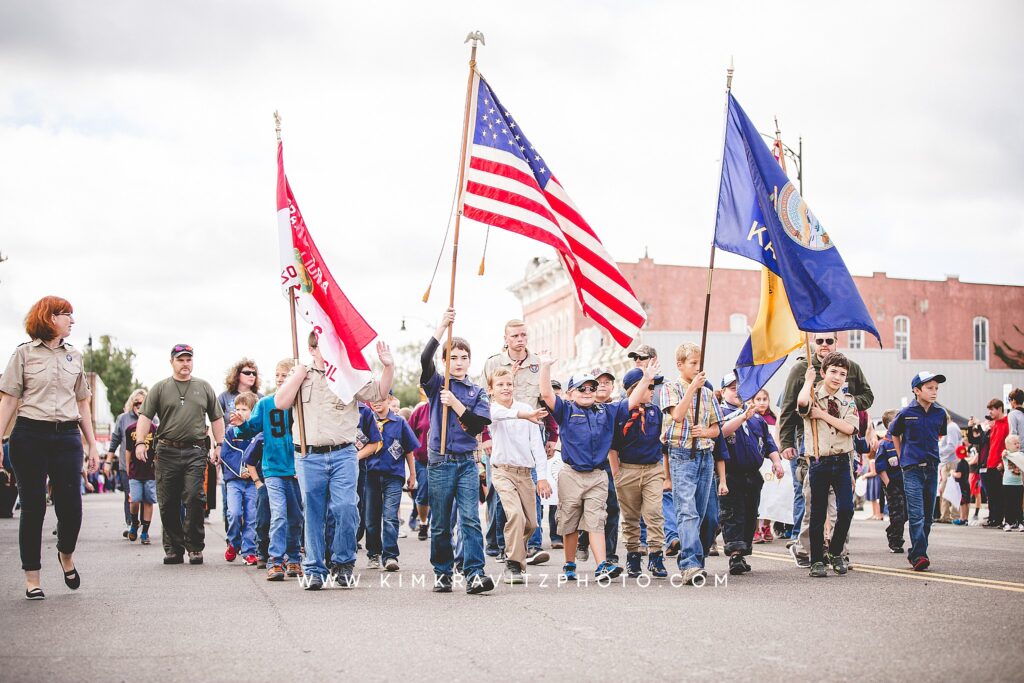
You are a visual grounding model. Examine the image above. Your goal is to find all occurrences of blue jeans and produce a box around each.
[356,459,367,542]
[808,455,854,564]
[365,471,404,561]
[791,457,805,533]
[669,446,715,570]
[119,470,132,527]
[225,478,258,555]
[295,445,359,578]
[545,504,562,544]
[265,476,302,565]
[903,462,938,563]
[414,461,429,507]
[484,456,506,553]
[427,452,485,578]
[701,472,721,555]
[254,483,270,560]
[662,489,678,547]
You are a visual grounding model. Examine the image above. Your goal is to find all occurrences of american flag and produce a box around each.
[460,74,647,347]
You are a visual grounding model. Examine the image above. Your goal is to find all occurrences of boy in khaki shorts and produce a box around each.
[540,355,656,581]
[610,367,667,579]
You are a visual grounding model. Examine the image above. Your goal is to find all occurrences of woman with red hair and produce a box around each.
[0,296,101,600]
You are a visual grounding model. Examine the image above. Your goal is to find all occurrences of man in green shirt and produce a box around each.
[135,344,225,565]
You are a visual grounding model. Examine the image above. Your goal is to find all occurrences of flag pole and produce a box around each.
[691,60,734,458]
[439,30,484,454]
[804,333,820,460]
[276,111,309,457]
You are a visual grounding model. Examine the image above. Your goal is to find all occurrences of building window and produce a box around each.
[848,330,863,350]
[974,317,989,362]
[894,316,910,361]
[729,313,748,334]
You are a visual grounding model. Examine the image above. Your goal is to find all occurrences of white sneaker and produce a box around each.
[398,529,408,538]
[1003,523,1015,532]
[384,558,399,572]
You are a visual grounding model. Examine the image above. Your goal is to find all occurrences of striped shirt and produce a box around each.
[658,379,724,450]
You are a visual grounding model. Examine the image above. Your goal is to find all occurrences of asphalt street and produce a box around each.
[2,494,1022,682]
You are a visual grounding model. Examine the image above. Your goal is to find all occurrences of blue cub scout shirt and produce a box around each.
[874,437,902,483]
[550,395,628,472]
[422,372,490,454]
[222,428,254,482]
[888,400,948,467]
[367,410,420,478]
[720,402,777,473]
[613,402,663,465]
[354,404,383,450]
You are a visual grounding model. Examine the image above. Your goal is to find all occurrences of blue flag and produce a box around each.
[714,93,880,399]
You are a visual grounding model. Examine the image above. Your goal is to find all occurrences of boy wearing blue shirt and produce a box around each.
[888,371,948,572]
[718,373,784,575]
[230,359,304,581]
[365,396,419,572]
[540,355,656,581]
[611,367,667,579]
[421,309,494,595]
[874,409,906,553]
[222,391,260,565]
[241,432,270,567]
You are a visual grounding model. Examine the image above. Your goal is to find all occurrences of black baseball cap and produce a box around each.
[171,343,194,358]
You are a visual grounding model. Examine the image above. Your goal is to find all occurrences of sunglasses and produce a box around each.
[240,370,257,376]
[577,385,598,394]
[815,338,836,346]
[633,355,650,361]
[173,344,194,354]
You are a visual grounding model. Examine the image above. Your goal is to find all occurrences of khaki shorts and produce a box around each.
[557,467,608,535]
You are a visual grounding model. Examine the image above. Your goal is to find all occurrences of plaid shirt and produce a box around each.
[659,378,724,450]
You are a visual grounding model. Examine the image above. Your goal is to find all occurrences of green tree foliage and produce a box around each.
[995,324,1024,370]
[83,335,144,416]
[370,341,425,409]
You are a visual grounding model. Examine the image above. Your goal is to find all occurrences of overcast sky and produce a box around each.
[2,0,1022,392]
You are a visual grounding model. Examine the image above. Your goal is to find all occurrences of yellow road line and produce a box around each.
[749,551,1024,592]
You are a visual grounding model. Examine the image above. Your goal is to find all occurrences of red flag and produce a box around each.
[276,142,376,402]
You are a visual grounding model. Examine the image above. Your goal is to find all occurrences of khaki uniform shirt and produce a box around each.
[799,384,859,456]
[296,368,384,447]
[0,338,90,422]
[482,350,543,408]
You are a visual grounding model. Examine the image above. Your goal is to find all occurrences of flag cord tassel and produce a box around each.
[421,164,461,303]
[478,226,490,276]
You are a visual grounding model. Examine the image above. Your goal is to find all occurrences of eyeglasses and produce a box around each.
[240,370,256,377]
[815,338,836,346]
[634,355,650,361]
[55,312,73,318]
[577,385,598,394]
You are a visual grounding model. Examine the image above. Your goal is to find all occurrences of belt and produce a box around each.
[295,443,351,454]
[15,417,80,432]
[902,462,931,471]
[494,463,533,474]
[158,438,206,449]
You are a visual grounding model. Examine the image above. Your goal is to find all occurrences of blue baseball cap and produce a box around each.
[911,371,946,390]
[623,368,664,391]
[721,371,738,389]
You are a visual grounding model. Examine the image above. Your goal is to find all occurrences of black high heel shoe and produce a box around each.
[58,552,80,590]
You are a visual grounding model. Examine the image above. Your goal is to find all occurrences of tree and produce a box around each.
[83,335,144,416]
[995,324,1024,370]
[370,341,424,408]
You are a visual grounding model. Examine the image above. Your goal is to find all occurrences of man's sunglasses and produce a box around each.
[815,338,836,346]
[240,370,257,377]
[577,385,598,394]
[634,355,650,361]
[173,344,194,354]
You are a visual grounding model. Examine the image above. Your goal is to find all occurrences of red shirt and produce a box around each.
[409,401,431,464]
[987,416,1010,468]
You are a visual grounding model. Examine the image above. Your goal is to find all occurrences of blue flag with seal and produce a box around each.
[714,93,880,400]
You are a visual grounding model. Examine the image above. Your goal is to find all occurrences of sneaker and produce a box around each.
[331,563,356,588]
[267,564,285,581]
[1019,525,1024,533]
[384,558,400,572]
[594,561,623,581]
[648,551,668,579]
[626,551,643,578]
[788,542,810,568]
[889,546,905,554]
[128,525,138,542]
[140,532,151,545]
[418,525,429,541]
[525,548,550,566]
[971,510,979,520]
[680,567,706,585]
[432,574,453,593]
[485,547,501,558]
[562,562,578,581]
[163,553,184,565]
[828,553,848,575]
[495,551,508,564]
[752,530,764,544]
[188,551,204,565]
[576,546,589,563]
[729,555,746,576]
[1005,523,1021,532]
[551,541,564,549]
[708,543,720,557]
[466,574,495,594]
[224,546,237,562]
[398,528,408,539]
[665,539,681,557]
[911,556,930,572]
[808,562,828,578]
[761,523,774,542]
[367,555,381,569]
[504,561,526,584]
[257,558,268,569]
[739,558,752,573]
[303,574,324,591]
[286,563,302,577]
[951,519,967,526]
[243,555,258,566]
[453,561,464,577]
[122,528,130,539]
